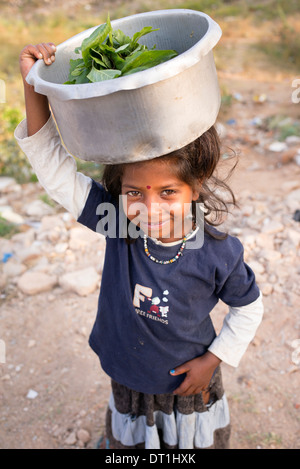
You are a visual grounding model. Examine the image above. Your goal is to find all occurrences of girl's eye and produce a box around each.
[161,189,176,196]
[127,191,141,197]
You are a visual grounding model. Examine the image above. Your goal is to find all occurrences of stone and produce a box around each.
[261,220,284,234]
[248,260,265,275]
[69,226,103,250]
[13,246,41,264]
[77,429,91,444]
[287,228,300,247]
[18,271,57,295]
[40,215,65,232]
[11,229,35,247]
[0,206,24,224]
[0,273,7,289]
[286,189,300,211]
[268,141,288,152]
[25,200,55,219]
[59,267,100,296]
[3,260,27,277]
[0,177,17,192]
[261,283,273,296]
[64,431,77,446]
[26,389,38,399]
[280,148,299,164]
[261,249,282,262]
[282,180,300,192]
[255,233,274,250]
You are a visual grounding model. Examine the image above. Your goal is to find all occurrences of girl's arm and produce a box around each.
[15,44,92,219]
[171,292,263,396]
[19,43,55,136]
[208,291,264,367]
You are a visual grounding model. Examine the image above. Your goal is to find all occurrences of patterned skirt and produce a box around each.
[103,367,231,449]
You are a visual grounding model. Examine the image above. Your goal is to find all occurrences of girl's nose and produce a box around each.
[143,194,162,215]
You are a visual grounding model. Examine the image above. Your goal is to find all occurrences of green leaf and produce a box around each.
[104,50,125,70]
[65,58,91,84]
[90,48,112,68]
[87,67,122,82]
[106,12,113,47]
[131,26,159,46]
[112,29,131,48]
[114,43,130,54]
[81,22,111,66]
[121,49,177,75]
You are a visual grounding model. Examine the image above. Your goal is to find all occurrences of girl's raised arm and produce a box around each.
[19,43,56,136]
[16,43,93,219]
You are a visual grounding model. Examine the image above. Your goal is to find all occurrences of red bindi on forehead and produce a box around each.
[146,185,151,190]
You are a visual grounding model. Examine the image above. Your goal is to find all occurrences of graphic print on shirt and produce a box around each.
[133,284,169,325]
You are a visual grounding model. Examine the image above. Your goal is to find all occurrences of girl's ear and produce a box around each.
[192,182,201,201]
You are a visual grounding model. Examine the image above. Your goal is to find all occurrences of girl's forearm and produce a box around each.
[23,81,50,136]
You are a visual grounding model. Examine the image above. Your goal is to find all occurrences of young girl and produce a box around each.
[15,43,263,449]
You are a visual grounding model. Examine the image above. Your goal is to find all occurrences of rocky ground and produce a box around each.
[0,76,300,449]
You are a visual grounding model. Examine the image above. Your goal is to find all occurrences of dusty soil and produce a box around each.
[0,4,300,450]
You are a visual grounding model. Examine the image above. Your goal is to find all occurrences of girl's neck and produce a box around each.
[148,226,199,246]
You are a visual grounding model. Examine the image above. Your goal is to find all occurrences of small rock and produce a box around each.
[69,226,103,250]
[18,271,57,295]
[26,389,38,399]
[286,189,300,211]
[261,283,273,296]
[248,260,265,275]
[25,200,54,219]
[255,233,274,250]
[268,141,288,152]
[3,260,27,277]
[77,429,91,444]
[282,181,300,192]
[261,220,284,234]
[261,249,282,262]
[40,215,65,232]
[0,177,17,192]
[59,267,100,296]
[64,431,77,446]
[280,148,299,164]
[11,229,35,247]
[0,206,24,224]
[13,246,41,264]
[287,228,300,247]
[0,273,7,289]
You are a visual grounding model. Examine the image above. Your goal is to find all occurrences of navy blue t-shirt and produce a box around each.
[78,180,260,394]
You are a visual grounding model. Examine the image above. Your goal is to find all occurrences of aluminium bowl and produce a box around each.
[26,9,222,164]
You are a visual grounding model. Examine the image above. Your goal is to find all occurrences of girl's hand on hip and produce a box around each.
[19,43,56,82]
[170,351,221,397]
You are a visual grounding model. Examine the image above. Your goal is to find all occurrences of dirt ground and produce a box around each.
[0,6,300,450]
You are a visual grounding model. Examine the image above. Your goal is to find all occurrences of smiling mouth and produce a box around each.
[139,219,170,229]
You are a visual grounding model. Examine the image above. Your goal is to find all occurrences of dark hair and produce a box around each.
[101,126,237,240]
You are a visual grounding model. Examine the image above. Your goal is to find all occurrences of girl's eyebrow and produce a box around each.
[122,184,142,190]
[122,182,184,190]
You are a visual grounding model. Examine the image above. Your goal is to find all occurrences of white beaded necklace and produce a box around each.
[143,232,192,265]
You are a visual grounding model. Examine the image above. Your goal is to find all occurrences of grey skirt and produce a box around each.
[103,366,231,449]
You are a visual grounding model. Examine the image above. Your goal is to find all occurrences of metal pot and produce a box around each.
[26,9,222,164]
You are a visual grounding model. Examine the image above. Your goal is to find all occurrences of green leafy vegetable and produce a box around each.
[64,14,178,84]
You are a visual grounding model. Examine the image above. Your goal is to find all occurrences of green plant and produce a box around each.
[65,14,178,84]
[0,216,19,239]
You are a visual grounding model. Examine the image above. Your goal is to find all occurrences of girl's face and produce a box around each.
[121,158,199,242]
